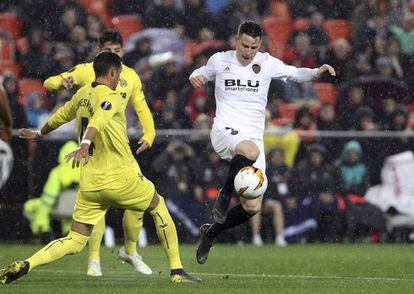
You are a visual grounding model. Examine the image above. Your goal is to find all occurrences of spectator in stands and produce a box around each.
[124,37,152,68]
[293,105,317,163]
[18,28,53,79]
[155,103,182,129]
[338,86,366,130]
[152,61,185,98]
[264,110,300,168]
[351,0,380,42]
[283,81,317,103]
[375,56,396,78]
[185,87,214,126]
[25,92,48,128]
[355,106,384,184]
[385,37,404,79]
[227,0,261,35]
[144,0,182,29]
[316,103,341,161]
[334,140,369,196]
[355,13,388,54]
[289,143,334,198]
[53,5,85,42]
[86,14,104,43]
[321,38,352,84]
[305,11,329,49]
[345,53,373,82]
[378,96,398,130]
[183,0,216,40]
[389,13,414,55]
[193,143,228,220]
[283,33,317,69]
[194,26,227,54]
[383,106,414,156]
[2,76,27,130]
[68,25,92,64]
[250,148,288,246]
[52,45,76,74]
[152,141,204,236]
[152,140,196,199]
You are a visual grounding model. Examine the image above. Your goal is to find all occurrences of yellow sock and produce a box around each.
[123,209,144,255]
[26,230,88,271]
[88,216,105,263]
[149,195,182,270]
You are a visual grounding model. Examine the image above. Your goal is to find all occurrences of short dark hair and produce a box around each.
[237,20,263,38]
[93,52,122,77]
[99,29,123,47]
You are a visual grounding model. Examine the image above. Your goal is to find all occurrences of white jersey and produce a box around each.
[190,50,319,138]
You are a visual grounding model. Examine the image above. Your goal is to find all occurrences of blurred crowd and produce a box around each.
[1,0,414,243]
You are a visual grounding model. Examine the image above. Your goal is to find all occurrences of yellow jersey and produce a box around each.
[43,62,155,146]
[48,82,140,191]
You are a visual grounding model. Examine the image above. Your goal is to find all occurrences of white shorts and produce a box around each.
[210,124,266,172]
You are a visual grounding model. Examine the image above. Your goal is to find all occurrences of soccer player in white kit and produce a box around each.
[189,21,336,264]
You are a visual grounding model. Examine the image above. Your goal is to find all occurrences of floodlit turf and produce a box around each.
[0,243,414,293]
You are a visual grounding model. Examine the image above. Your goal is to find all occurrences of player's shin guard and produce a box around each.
[123,209,144,255]
[26,230,89,271]
[149,196,183,270]
[213,155,255,223]
[208,203,255,238]
[88,216,105,263]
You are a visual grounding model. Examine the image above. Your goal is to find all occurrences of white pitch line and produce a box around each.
[191,272,414,283]
[36,269,414,283]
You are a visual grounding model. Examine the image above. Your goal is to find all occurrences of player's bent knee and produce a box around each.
[236,141,260,161]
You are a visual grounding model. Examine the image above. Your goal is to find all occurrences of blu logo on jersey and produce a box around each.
[224,79,259,87]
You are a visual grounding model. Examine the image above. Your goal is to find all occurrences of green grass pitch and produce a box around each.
[1,244,414,293]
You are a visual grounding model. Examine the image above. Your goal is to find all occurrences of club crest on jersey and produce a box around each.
[101,101,112,110]
[252,64,261,74]
[119,78,128,87]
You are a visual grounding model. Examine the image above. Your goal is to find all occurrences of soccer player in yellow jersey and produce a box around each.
[0,52,201,284]
[43,29,154,276]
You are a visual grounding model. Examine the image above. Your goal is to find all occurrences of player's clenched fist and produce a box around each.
[317,64,336,76]
[61,75,75,90]
[189,75,205,88]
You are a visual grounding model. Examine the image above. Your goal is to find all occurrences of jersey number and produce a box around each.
[80,117,95,156]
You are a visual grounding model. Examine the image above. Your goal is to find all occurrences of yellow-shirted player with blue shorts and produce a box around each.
[43,29,154,276]
[0,52,201,284]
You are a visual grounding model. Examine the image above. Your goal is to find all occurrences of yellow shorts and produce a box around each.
[72,172,155,225]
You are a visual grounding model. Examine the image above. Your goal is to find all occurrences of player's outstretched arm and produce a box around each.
[43,63,90,91]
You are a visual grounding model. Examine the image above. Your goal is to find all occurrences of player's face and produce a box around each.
[100,41,124,58]
[236,33,261,66]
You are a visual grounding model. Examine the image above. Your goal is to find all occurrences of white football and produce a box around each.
[234,166,268,199]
